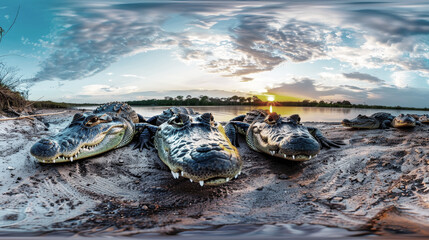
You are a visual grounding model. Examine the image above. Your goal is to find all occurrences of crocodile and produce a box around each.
[30,102,147,163]
[342,112,422,129]
[391,114,420,128]
[410,114,429,124]
[137,108,242,186]
[224,110,343,161]
[419,114,429,123]
[341,112,394,129]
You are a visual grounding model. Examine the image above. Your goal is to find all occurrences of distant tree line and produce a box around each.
[127,95,261,106]
[126,95,429,111]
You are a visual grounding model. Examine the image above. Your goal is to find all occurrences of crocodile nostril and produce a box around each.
[39,139,54,145]
[61,141,70,147]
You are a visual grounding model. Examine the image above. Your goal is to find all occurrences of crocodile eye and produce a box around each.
[169,114,189,126]
[174,117,182,124]
[85,116,100,127]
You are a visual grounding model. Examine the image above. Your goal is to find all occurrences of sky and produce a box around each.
[1,0,429,107]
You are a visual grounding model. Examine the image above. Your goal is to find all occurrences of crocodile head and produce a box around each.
[393,114,416,128]
[419,114,429,123]
[248,113,320,161]
[155,113,242,186]
[341,114,380,129]
[30,111,133,163]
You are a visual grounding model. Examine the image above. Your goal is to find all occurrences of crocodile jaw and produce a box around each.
[154,120,242,186]
[30,124,126,163]
[250,122,320,161]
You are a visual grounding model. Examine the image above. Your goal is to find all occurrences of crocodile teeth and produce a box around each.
[270,151,275,156]
[234,174,238,179]
[292,155,295,160]
[315,154,318,157]
[171,171,177,179]
[283,154,287,158]
[238,171,241,175]
[199,181,204,187]
[226,178,230,182]
[309,155,311,160]
[70,156,73,162]
[181,171,184,177]
[190,179,193,183]
[53,159,56,163]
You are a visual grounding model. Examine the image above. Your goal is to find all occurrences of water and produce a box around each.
[79,105,428,122]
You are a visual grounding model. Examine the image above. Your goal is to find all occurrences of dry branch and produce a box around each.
[0,111,67,121]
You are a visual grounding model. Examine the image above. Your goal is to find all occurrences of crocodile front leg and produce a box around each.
[224,121,250,147]
[306,126,345,149]
[134,123,159,151]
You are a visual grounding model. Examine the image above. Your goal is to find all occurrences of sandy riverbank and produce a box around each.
[0,109,428,238]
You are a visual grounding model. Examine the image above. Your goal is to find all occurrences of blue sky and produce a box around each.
[1,0,429,107]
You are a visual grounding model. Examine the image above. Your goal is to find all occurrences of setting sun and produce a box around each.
[267,96,275,102]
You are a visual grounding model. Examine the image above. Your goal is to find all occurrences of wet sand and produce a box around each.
[0,109,428,238]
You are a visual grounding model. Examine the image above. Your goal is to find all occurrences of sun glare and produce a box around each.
[267,96,275,102]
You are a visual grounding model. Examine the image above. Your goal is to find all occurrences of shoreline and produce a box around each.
[0,109,428,237]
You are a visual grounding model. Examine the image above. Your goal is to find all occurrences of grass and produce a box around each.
[0,85,27,111]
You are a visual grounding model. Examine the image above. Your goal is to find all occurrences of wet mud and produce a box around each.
[0,110,428,238]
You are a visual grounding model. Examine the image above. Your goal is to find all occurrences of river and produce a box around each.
[79,105,428,122]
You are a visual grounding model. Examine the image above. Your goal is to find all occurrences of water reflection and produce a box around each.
[112,106,428,122]
[78,105,427,122]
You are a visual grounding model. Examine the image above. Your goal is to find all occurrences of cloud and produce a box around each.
[241,77,253,82]
[267,78,367,102]
[81,84,138,96]
[266,78,429,108]
[342,72,384,83]
[32,1,429,84]
[390,71,427,88]
[34,6,177,82]
[121,74,146,80]
[347,9,429,44]
[183,16,331,76]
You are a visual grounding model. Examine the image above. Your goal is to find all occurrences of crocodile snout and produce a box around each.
[30,139,59,159]
[279,136,320,155]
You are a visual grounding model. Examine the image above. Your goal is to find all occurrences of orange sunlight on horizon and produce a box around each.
[257,94,304,102]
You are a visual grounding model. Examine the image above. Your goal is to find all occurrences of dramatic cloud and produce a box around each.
[347,9,429,44]
[343,72,384,83]
[27,1,429,108]
[34,6,176,81]
[183,16,331,76]
[33,1,429,83]
[267,78,429,108]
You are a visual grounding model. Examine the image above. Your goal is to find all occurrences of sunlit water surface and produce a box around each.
[80,105,428,122]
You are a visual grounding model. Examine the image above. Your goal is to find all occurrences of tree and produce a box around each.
[176,95,184,101]
[231,95,239,102]
[199,95,209,103]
